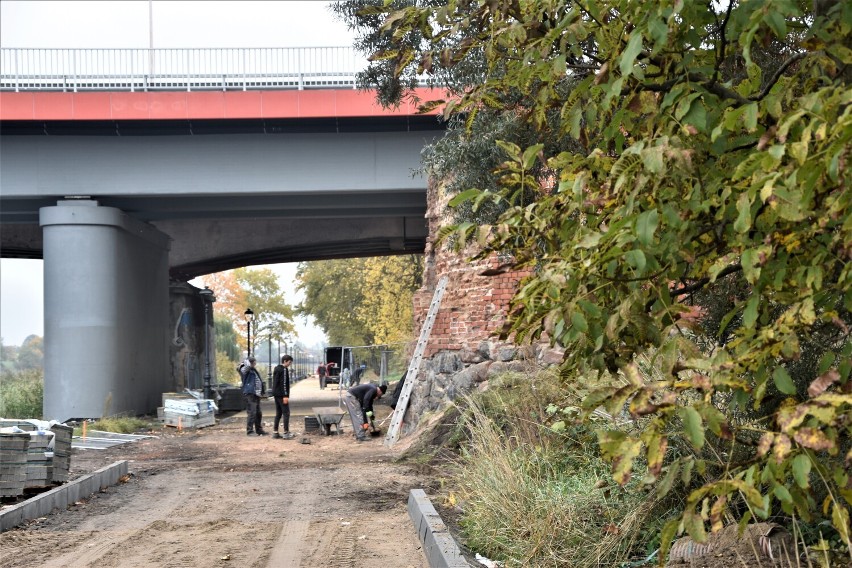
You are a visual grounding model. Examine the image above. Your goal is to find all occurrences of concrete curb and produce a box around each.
[408,488,470,568]
[0,460,129,532]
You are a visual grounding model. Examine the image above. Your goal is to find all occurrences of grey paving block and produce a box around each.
[407,488,471,568]
[0,460,128,532]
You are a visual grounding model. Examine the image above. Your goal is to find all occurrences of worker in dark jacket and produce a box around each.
[272,355,295,439]
[344,383,387,441]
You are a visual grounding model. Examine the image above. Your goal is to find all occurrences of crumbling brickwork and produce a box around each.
[413,250,532,359]
[401,179,562,433]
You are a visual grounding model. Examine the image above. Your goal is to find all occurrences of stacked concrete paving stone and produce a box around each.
[49,424,72,483]
[0,433,29,498]
[23,431,53,488]
[0,420,73,496]
[158,393,216,428]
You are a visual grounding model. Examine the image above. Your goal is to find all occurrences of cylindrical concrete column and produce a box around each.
[40,199,171,421]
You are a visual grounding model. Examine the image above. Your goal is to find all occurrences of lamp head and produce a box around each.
[199,287,216,302]
[244,308,254,322]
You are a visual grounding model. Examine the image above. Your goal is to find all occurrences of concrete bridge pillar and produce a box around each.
[40,199,171,421]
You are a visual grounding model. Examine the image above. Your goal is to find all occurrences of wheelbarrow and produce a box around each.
[312,406,346,436]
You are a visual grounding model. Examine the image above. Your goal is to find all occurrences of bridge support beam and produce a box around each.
[40,200,171,421]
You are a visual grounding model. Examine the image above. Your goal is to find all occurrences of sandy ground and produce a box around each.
[0,378,437,568]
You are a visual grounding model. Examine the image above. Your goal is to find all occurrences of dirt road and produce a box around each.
[0,378,435,568]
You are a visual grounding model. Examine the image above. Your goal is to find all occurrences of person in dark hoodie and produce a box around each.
[271,354,295,439]
[344,382,387,442]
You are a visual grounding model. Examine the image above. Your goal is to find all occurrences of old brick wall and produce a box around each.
[413,250,532,358]
[401,179,562,433]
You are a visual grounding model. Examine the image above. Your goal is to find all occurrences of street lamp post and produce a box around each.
[244,308,254,357]
[199,287,216,400]
[267,335,273,387]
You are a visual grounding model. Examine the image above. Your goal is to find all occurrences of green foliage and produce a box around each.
[15,335,43,370]
[297,255,422,346]
[359,255,423,345]
[214,319,240,361]
[0,369,44,418]
[344,0,852,558]
[298,258,372,346]
[215,350,240,385]
[233,267,295,344]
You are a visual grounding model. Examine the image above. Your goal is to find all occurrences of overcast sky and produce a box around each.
[0,0,359,347]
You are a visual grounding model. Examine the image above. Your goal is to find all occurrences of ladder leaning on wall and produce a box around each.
[383,275,449,447]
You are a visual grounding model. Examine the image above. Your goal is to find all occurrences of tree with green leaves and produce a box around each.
[297,255,422,346]
[214,318,240,362]
[232,267,295,354]
[338,0,851,559]
[16,335,44,371]
[297,259,371,346]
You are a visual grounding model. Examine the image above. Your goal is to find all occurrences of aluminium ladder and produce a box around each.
[384,275,449,447]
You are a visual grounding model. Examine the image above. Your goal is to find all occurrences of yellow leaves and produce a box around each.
[709,495,728,533]
[792,427,835,453]
[776,400,809,434]
[597,430,641,486]
[359,255,421,345]
[642,426,667,478]
[773,433,792,464]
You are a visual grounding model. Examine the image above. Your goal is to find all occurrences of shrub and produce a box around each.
[0,369,43,418]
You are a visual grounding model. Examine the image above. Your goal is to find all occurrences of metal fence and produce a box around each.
[0,47,368,92]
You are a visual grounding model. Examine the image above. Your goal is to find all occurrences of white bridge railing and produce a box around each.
[0,47,368,92]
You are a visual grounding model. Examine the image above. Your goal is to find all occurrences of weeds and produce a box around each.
[450,370,674,567]
[76,416,154,435]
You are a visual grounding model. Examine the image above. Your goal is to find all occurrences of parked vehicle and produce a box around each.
[321,346,352,389]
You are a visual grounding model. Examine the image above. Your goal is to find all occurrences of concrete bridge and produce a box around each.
[0,47,445,420]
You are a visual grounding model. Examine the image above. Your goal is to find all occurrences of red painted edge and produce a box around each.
[0,88,447,121]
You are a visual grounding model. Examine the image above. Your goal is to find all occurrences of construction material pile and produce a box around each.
[0,419,73,498]
[157,392,216,429]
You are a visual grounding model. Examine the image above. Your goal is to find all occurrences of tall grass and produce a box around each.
[86,416,152,434]
[0,369,43,418]
[451,371,667,567]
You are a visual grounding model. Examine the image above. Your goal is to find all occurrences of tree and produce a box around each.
[198,270,246,324]
[297,256,422,346]
[200,268,296,351]
[341,0,852,556]
[16,335,43,371]
[359,255,423,345]
[297,258,372,346]
[214,318,240,362]
[234,267,296,347]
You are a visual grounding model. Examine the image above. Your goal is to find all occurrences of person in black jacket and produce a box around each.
[272,355,294,439]
[344,383,387,441]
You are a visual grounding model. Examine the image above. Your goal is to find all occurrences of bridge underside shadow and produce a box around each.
[0,115,442,420]
[1,116,443,276]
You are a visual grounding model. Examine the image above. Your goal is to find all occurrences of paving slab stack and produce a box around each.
[49,423,72,483]
[0,433,29,498]
[158,393,217,428]
[0,419,73,496]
